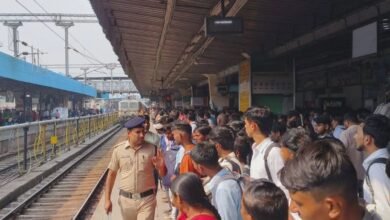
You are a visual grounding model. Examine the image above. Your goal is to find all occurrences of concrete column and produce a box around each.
[239,59,252,112]
[205,74,229,111]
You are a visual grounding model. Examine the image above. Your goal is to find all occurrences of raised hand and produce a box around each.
[152,149,165,168]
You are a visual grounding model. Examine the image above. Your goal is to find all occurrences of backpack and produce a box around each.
[365,157,389,204]
[264,143,280,182]
[206,170,248,203]
[219,172,248,192]
[221,157,242,174]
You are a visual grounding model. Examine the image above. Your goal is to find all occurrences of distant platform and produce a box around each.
[0,52,96,97]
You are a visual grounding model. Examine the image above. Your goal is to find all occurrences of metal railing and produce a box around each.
[0,112,119,174]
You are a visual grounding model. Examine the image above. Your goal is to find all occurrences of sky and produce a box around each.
[0,0,125,78]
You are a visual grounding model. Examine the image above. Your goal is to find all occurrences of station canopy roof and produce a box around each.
[0,52,96,97]
[90,0,384,96]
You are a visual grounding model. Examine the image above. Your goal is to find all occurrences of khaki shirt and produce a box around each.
[108,140,156,193]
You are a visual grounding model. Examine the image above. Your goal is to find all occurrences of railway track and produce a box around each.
[0,135,99,187]
[0,147,65,188]
[0,127,125,220]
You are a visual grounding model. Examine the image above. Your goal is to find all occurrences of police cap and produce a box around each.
[124,116,145,129]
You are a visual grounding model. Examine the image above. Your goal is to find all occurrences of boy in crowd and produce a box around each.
[279,128,311,163]
[190,142,243,220]
[355,114,390,219]
[280,139,377,220]
[313,115,333,140]
[160,124,182,219]
[208,126,242,174]
[270,122,287,144]
[241,179,288,220]
[244,108,286,194]
[172,122,200,176]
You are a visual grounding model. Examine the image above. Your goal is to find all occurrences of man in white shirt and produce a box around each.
[354,114,390,220]
[244,108,286,194]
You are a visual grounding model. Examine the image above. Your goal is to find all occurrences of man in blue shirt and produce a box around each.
[190,142,242,220]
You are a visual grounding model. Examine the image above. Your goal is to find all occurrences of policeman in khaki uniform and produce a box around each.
[105,116,166,220]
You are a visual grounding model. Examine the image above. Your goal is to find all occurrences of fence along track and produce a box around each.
[0,126,124,220]
[0,114,118,188]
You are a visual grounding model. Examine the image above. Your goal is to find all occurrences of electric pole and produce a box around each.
[56,21,74,77]
[3,21,23,57]
[106,63,117,97]
[80,67,89,84]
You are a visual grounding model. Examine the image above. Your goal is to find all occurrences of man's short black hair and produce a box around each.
[170,110,180,120]
[190,142,220,168]
[228,120,244,133]
[243,179,288,220]
[287,110,300,118]
[244,108,273,136]
[172,122,192,136]
[164,123,172,131]
[313,115,331,125]
[281,128,311,152]
[230,112,241,121]
[363,114,390,149]
[194,126,211,136]
[357,108,371,122]
[343,112,358,124]
[197,119,210,127]
[280,139,358,201]
[208,126,235,151]
[331,114,344,125]
[234,136,252,164]
[188,112,196,121]
[143,115,150,122]
[271,122,287,134]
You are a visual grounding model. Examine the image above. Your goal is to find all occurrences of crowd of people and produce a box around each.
[105,106,390,220]
[0,107,106,126]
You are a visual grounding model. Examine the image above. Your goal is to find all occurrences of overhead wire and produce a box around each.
[33,0,104,64]
[15,0,105,65]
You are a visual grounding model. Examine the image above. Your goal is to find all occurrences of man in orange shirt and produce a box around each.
[172,122,201,176]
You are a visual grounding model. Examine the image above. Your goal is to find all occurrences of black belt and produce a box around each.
[119,189,155,199]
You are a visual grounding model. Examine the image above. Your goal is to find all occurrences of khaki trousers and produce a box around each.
[118,194,156,220]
